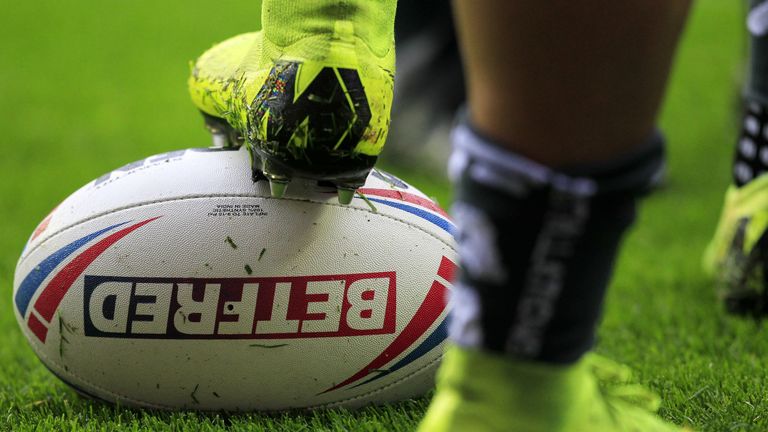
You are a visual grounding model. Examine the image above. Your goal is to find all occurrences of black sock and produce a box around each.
[736,1,768,186]
[447,120,665,364]
[733,101,768,187]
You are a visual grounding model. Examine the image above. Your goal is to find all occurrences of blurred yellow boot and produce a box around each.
[703,174,768,315]
[418,346,691,432]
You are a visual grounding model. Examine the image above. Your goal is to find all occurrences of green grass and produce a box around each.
[0,0,761,430]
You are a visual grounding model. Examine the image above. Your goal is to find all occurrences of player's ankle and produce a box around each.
[261,0,396,57]
[448,116,665,363]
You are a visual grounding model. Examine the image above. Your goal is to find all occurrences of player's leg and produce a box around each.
[420,1,692,431]
[705,0,768,315]
[188,0,397,204]
[384,1,463,176]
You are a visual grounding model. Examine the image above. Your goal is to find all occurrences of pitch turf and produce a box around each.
[0,1,760,430]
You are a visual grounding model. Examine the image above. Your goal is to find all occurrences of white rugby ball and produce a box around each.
[14,146,456,411]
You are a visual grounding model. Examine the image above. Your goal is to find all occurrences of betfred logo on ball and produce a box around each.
[82,273,397,339]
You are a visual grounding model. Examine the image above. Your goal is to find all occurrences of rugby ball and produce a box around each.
[13,146,456,411]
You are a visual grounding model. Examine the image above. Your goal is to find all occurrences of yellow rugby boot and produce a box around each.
[189,0,396,204]
[418,346,691,432]
[704,174,768,315]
